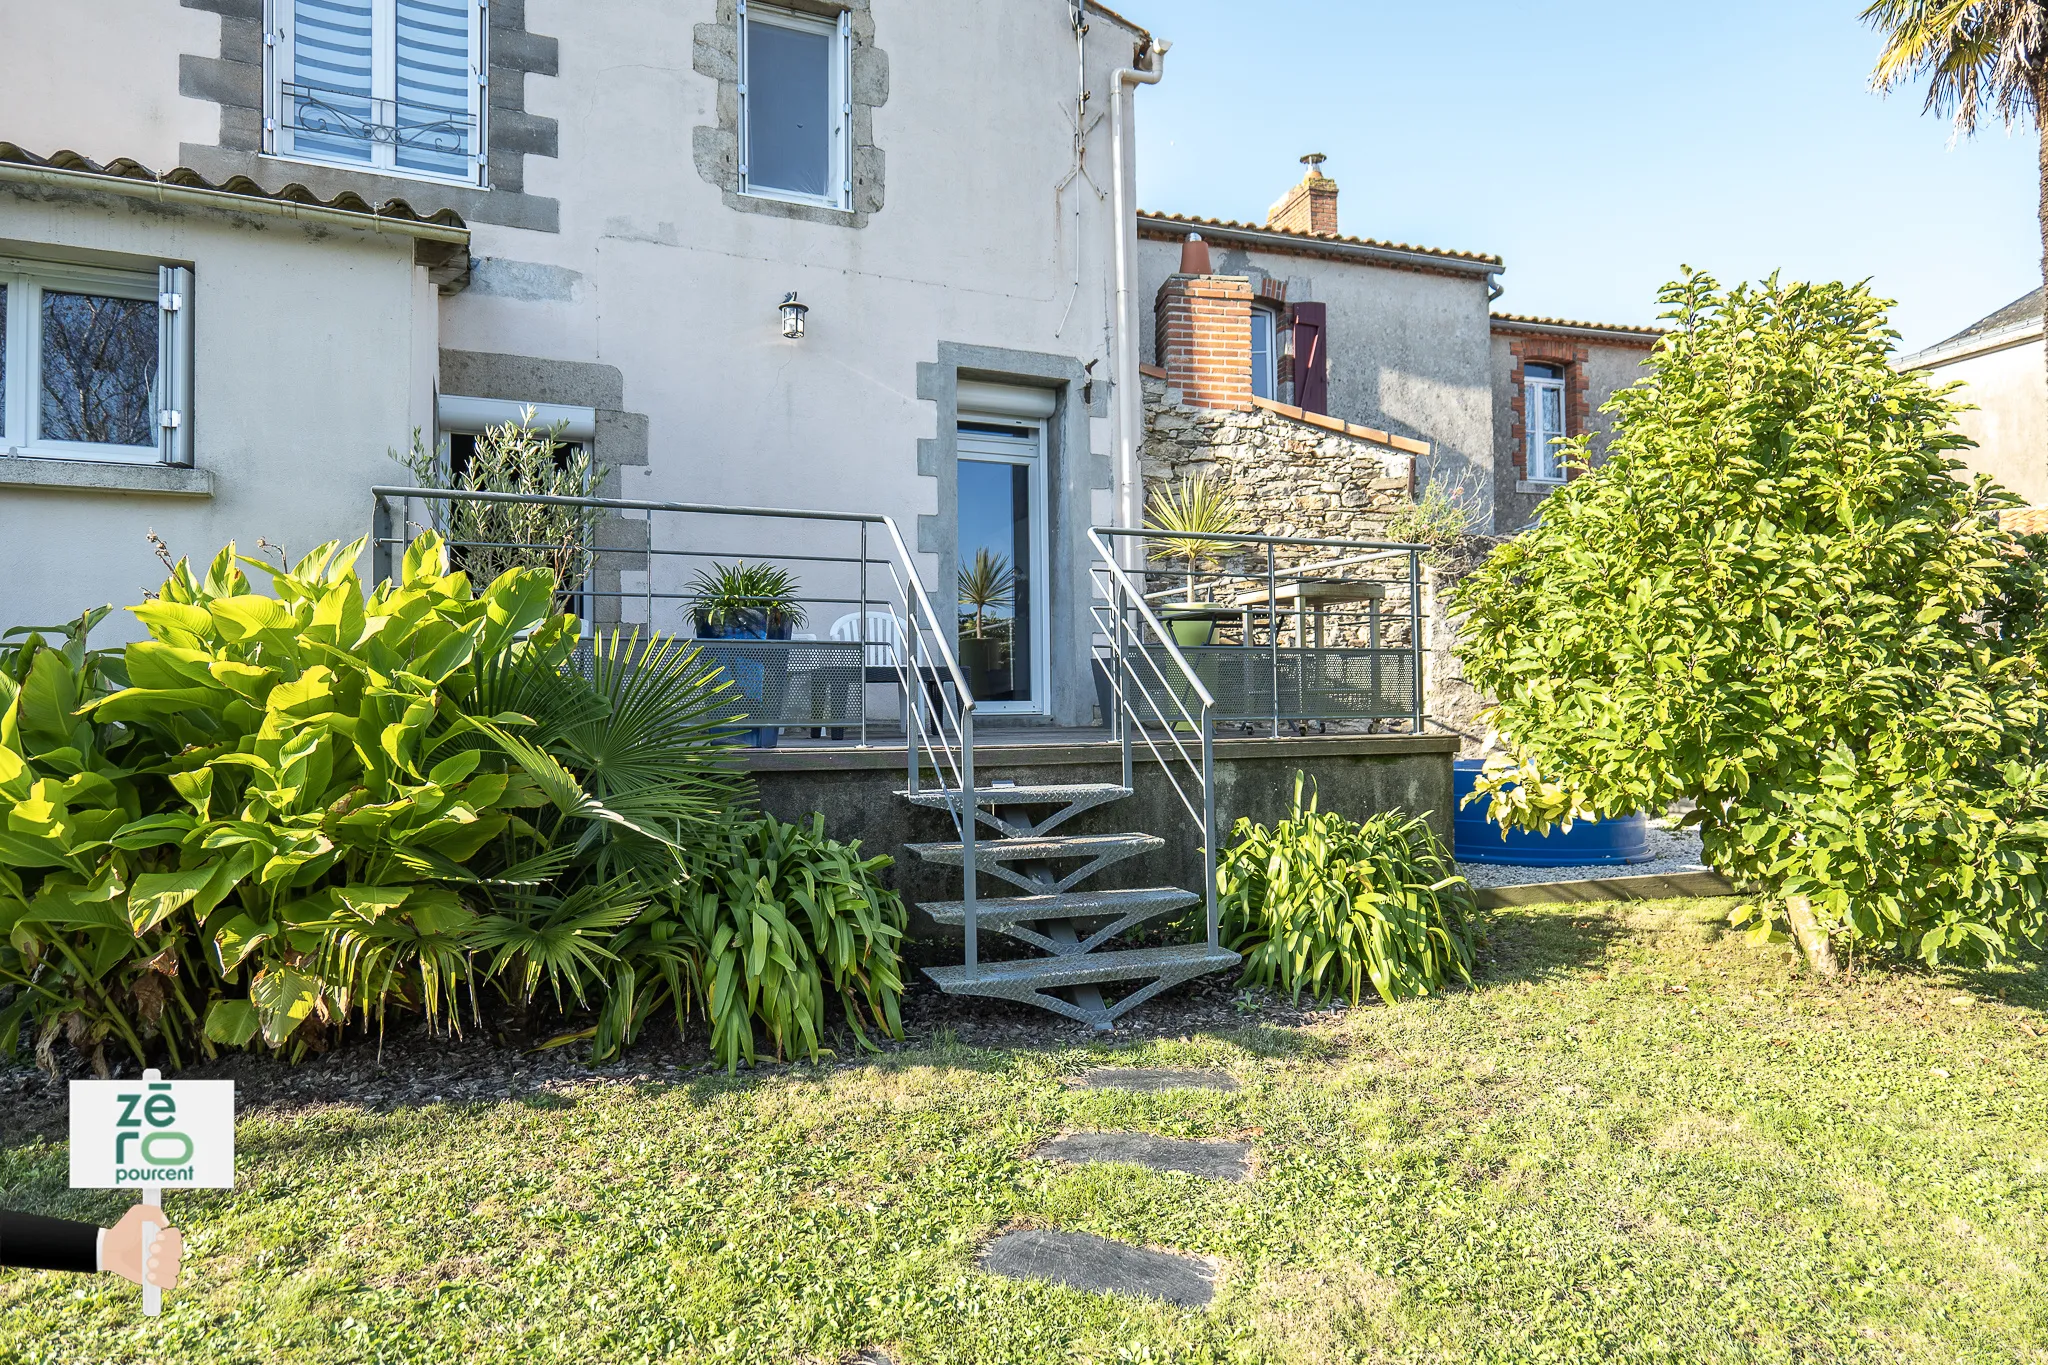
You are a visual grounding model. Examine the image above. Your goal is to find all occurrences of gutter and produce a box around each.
[1137,214,1500,280]
[0,162,471,247]
[1898,317,2046,371]
[1111,38,1169,564]
[1488,316,1663,345]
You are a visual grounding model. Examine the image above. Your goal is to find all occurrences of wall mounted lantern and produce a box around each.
[779,292,809,340]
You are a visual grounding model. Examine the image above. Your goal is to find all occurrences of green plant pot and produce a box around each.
[1163,608,1219,648]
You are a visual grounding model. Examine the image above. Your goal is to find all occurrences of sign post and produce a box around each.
[70,1068,234,1316]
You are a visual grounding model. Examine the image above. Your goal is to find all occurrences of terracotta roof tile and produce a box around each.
[1491,312,1666,340]
[2002,507,2048,536]
[0,143,468,230]
[1138,210,1500,268]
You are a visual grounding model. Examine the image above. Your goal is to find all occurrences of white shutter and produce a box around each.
[157,266,195,467]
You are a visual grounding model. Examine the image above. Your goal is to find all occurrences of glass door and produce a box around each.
[956,421,1048,713]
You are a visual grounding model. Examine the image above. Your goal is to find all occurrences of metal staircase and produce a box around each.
[903,783,1237,1029]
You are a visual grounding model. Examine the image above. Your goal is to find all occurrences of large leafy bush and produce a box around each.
[1219,774,1476,1005]
[0,534,908,1071]
[1454,272,2048,972]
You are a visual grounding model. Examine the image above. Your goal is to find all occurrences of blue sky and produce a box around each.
[1130,0,2041,352]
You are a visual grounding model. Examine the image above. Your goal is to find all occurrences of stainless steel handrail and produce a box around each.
[370,485,985,975]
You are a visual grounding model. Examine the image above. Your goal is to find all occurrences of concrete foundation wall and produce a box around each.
[745,734,1458,945]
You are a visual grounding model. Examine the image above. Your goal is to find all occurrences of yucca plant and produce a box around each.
[1219,772,1476,1006]
[1145,475,1247,604]
[957,548,1014,639]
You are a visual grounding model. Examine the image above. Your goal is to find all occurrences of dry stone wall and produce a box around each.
[1140,375,1415,544]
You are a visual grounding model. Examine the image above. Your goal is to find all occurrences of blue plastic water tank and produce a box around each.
[1453,759,1653,866]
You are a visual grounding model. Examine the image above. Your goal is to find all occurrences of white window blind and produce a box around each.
[738,2,852,209]
[270,0,486,185]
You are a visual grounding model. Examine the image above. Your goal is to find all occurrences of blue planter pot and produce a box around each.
[696,613,793,749]
[1452,759,1653,866]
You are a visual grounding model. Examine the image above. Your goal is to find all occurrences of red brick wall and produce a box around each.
[1504,336,1592,481]
[1267,174,1339,237]
[1155,273,1255,411]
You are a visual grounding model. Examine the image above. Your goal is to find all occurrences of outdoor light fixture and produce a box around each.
[779,291,809,340]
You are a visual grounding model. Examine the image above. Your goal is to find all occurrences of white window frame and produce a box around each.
[737,1,853,211]
[0,257,193,467]
[1524,364,1567,484]
[956,418,1051,717]
[1250,305,1279,401]
[262,0,489,188]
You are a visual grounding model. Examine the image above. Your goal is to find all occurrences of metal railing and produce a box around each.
[370,486,985,970]
[1089,527,1430,952]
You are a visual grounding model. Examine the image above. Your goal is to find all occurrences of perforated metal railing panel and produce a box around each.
[1130,644,1416,723]
[691,640,869,726]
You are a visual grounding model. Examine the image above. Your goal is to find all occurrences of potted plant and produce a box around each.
[688,561,805,640]
[1145,475,1247,647]
[688,562,806,748]
[956,548,1014,698]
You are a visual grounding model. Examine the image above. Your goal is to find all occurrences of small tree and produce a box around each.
[399,412,606,610]
[1453,271,2048,974]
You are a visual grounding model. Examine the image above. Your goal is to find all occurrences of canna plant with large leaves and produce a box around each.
[0,609,197,1070]
[66,533,572,1055]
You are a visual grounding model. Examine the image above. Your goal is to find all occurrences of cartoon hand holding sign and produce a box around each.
[65,1068,234,1315]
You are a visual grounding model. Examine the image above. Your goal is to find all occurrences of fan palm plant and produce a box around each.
[1866,1,2048,384]
[466,628,751,1041]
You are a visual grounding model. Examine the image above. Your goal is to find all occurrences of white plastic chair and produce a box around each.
[829,610,906,670]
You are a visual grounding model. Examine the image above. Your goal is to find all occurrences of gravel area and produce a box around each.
[1456,819,1708,889]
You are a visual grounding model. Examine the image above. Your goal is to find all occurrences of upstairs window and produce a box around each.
[739,2,851,209]
[0,259,194,466]
[267,0,486,186]
[1524,361,1567,482]
[1250,305,1279,401]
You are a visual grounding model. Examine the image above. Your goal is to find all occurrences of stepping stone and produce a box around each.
[1072,1067,1239,1093]
[1036,1131,1252,1182]
[980,1229,1216,1308]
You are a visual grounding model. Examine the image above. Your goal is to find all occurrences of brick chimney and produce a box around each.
[1155,241,1254,411]
[1267,153,1339,237]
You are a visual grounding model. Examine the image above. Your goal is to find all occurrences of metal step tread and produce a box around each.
[908,832,1163,864]
[900,783,1132,808]
[925,943,1240,993]
[920,886,1198,929]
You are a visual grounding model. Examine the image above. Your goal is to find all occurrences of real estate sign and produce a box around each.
[69,1075,235,1190]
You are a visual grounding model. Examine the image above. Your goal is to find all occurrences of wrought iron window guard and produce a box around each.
[281,81,476,156]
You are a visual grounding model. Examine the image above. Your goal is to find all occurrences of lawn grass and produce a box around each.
[4,896,2046,1364]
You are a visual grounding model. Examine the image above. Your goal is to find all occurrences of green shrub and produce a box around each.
[398,414,607,608]
[672,812,906,1069]
[1218,774,1475,1005]
[1452,272,2048,973]
[0,535,907,1071]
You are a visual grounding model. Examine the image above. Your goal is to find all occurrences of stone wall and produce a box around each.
[1140,373,1415,543]
[1421,534,1507,756]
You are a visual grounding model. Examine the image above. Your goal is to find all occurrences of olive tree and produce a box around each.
[1454,271,2048,974]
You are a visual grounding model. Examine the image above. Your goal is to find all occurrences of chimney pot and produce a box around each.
[1178,232,1212,275]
